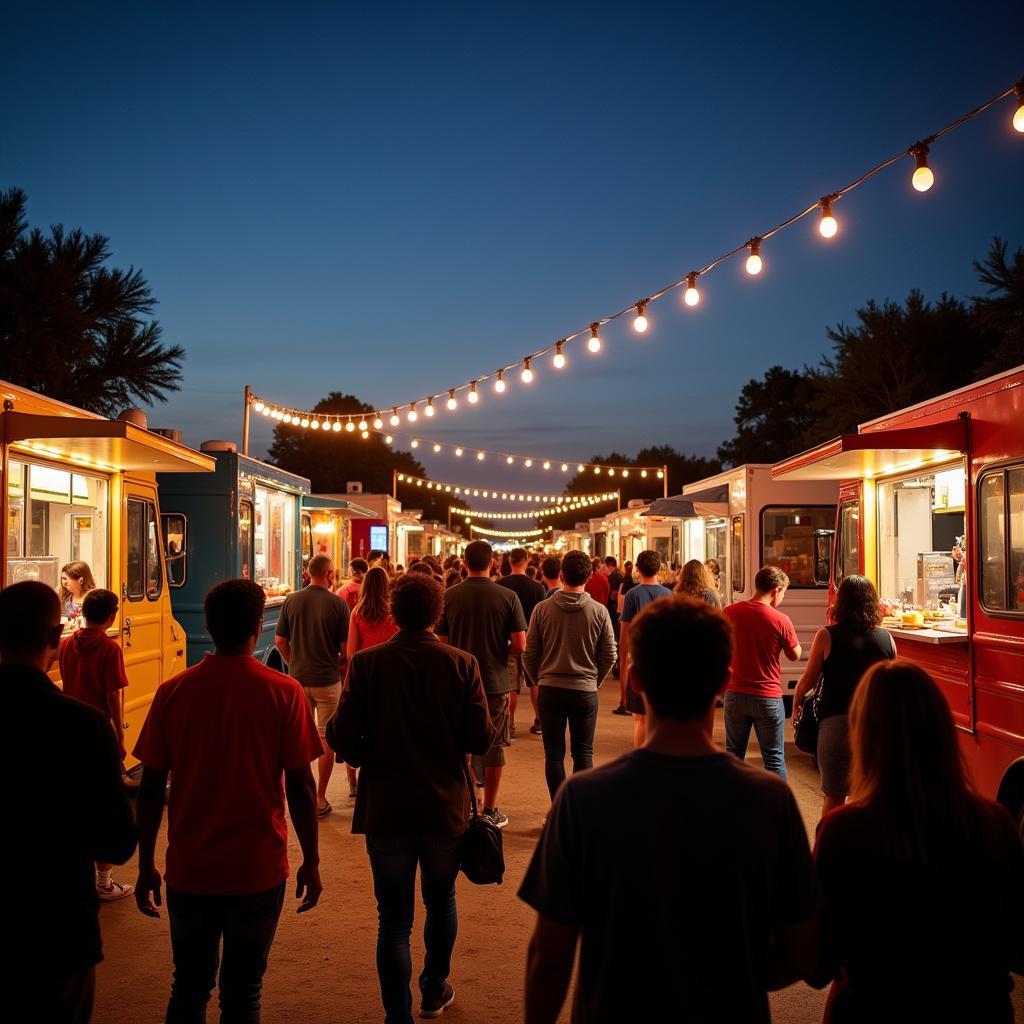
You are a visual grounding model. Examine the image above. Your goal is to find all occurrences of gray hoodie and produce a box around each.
[522,589,617,691]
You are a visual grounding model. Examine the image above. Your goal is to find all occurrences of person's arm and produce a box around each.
[83,712,137,866]
[326,656,367,765]
[782,617,802,662]
[275,635,291,664]
[463,659,496,754]
[275,601,291,664]
[508,594,528,656]
[522,613,541,685]
[284,765,322,913]
[106,688,126,761]
[134,766,169,917]
[345,614,360,662]
[596,609,617,685]
[509,630,527,657]
[618,618,631,691]
[792,629,828,721]
[525,915,579,1024]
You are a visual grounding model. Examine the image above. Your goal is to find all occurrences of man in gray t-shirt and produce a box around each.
[275,555,349,815]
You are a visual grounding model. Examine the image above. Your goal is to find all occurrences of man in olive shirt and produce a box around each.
[275,554,350,815]
[438,540,527,829]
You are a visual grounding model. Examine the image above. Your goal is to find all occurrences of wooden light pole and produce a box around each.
[242,385,252,455]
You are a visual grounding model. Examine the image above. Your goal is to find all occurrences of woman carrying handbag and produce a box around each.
[792,576,895,821]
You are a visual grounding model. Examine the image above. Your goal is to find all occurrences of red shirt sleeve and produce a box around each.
[133,686,171,770]
[781,613,799,651]
[106,643,130,692]
[281,681,325,771]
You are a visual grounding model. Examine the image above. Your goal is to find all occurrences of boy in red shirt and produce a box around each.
[59,588,134,901]
[722,566,802,780]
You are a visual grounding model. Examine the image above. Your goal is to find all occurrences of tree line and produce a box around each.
[1,187,1020,535]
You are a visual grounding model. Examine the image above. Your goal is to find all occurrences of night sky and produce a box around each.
[5,1,1023,492]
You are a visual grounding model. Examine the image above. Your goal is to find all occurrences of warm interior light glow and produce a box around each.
[745,238,763,275]
[819,198,838,238]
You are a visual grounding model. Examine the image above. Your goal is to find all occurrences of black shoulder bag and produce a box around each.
[794,686,821,755]
[458,760,505,885]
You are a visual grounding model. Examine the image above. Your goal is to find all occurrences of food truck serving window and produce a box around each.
[978,464,1024,615]
[254,485,295,598]
[127,499,162,602]
[877,465,967,628]
[5,460,109,603]
[161,513,187,588]
[760,506,834,588]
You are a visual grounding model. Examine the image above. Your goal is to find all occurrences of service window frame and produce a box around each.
[730,515,745,594]
[977,461,1024,619]
[160,512,188,589]
[126,497,163,603]
[834,499,861,584]
[759,504,836,590]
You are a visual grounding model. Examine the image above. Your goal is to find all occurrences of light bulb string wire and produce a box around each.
[248,77,1021,424]
[395,470,620,504]
[448,495,618,520]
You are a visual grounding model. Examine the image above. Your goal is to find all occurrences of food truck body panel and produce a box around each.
[1,381,216,765]
[158,448,309,668]
[679,466,839,703]
[772,364,1024,821]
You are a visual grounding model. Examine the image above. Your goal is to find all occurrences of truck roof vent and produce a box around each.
[151,428,184,444]
[117,407,148,428]
[346,481,364,493]
[627,498,648,508]
[200,440,238,453]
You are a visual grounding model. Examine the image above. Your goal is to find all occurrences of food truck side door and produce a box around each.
[120,480,167,765]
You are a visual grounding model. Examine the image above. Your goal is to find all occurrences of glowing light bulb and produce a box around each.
[253,401,264,412]
[468,382,479,405]
[745,238,763,275]
[407,404,418,422]
[433,443,442,453]
[358,419,368,431]
[361,431,369,439]
[455,447,463,457]
[390,408,400,426]
[282,414,292,424]
[657,470,664,479]
[332,421,342,432]
[640,469,648,478]
[345,420,355,432]
[552,340,567,369]
[521,357,534,384]
[633,302,649,334]
[525,459,533,468]
[300,418,309,428]
[1015,88,1024,132]
[447,389,458,411]
[684,273,700,307]
[608,468,616,476]
[594,466,601,474]
[494,371,506,393]
[507,455,514,465]
[561,463,568,472]
[424,399,434,417]
[385,434,393,444]
[622,469,629,478]
[477,451,485,461]
[543,461,550,470]
[261,407,271,417]
[373,416,383,430]
[587,323,601,353]
[411,439,419,448]
[577,464,585,473]
[911,143,933,192]
[819,197,838,238]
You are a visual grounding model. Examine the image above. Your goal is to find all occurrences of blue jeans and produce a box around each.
[723,692,788,780]
[366,834,462,1024]
[165,883,285,1023]
[537,686,599,799]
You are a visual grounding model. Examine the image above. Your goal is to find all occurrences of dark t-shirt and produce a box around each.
[815,800,1024,1023]
[438,578,527,694]
[816,624,895,719]
[276,584,350,686]
[519,749,815,1024]
[497,572,548,624]
[606,570,623,609]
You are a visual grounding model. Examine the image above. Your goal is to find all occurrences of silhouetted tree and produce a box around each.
[0,187,184,415]
[971,237,1024,378]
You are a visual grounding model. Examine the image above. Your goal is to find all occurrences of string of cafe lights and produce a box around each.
[450,494,618,521]
[247,78,1023,430]
[395,471,619,504]
[468,524,545,539]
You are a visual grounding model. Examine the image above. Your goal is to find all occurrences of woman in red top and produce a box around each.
[343,567,397,796]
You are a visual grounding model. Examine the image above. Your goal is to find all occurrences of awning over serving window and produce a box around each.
[772,419,968,482]
[642,485,729,518]
[4,412,216,474]
[302,495,377,518]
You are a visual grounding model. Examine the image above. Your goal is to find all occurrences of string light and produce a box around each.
[390,408,400,427]
[745,238,763,275]
[506,455,514,464]
[684,273,700,307]
[385,434,393,444]
[468,381,479,405]
[454,446,463,457]
[632,302,649,334]
[373,416,383,429]
[424,400,434,418]
[407,403,418,422]
[358,419,368,431]
[476,451,485,461]
[410,439,419,448]
[521,357,534,384]
[910,141,934,192]
[332,421,342,432]
[452,493,618,520]
[468,524,545,539]
[818,196,838,238]
[249,76,1023,433]
[494,370,506,393]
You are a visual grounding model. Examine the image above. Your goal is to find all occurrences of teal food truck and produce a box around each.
[157,442,372,668]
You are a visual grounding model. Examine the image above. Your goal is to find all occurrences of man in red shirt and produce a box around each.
[583,557,610,607]
[722,566,802,780]
[133,579,324,1020]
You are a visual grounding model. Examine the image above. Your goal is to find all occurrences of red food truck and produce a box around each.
[772,364,1024,831]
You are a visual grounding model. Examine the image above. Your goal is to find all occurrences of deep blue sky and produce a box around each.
[5,1,1023,492]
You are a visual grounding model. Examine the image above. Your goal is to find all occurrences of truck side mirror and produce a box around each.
[813,530,835,588]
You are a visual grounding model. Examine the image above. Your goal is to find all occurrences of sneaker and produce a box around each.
[529,719,542,734]
[482,807,509,829]
[97,880,134,902]
[420,983,455,1019]
[612,705,632,716]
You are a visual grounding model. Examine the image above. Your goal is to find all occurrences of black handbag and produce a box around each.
[458,760,505,885]
[794,689,820,755]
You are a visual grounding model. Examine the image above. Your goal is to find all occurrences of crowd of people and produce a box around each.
[2,543,1022,1024]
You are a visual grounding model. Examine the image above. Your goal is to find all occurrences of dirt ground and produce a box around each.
[94,684,1023,1023]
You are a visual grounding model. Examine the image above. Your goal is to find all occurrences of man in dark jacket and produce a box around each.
[329,572,494,1024]
[0,581,137,1023]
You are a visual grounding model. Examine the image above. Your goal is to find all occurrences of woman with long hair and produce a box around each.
[59,561,96,620]
[792,575,894,818]
[813,661,1024,1021]
[343,566,398,797]
[674,559,721,608]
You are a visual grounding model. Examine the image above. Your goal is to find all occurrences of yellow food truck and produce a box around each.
[1,380,215,765]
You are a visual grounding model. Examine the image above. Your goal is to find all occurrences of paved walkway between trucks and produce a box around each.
[94,684,1024,1023]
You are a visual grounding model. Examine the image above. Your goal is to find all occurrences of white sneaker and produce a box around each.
[97,880,134,902]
